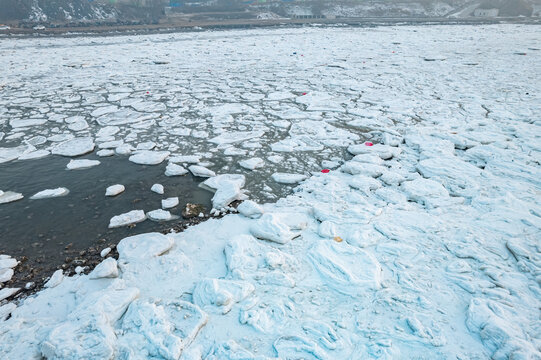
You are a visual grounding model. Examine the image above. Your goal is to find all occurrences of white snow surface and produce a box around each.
[0,24,540,359]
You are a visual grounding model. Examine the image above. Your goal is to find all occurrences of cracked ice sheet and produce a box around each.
[0,24,541,359]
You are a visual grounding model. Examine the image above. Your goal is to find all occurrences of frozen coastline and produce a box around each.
[0,24,540,358]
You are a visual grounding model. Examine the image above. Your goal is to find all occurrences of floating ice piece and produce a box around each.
[118,299,208,360]
[209,130,265,145]
[115,144,135,155]
[89,258,118,279]
[0,145,35,164]
[96,149,115,157]
[201,174,245,191]
[189,165,216,178]
[192,278,255,314]
[0,191,24,204]
[30,187,69,200]
[224,147,246,156]
[239,157,264,170]
[0,268,14,283]
[44,269,64,288]
[9,118,47,128]
[237,200,264,219]
[212,181,247,210]
[169,155,200,164]
[165,162,188,176]
[271,172,307,184]
[129,151,170,165]
[51,137,95,157]
[117,232,174,262]
[250,213,298,244]
[308,241,382,295]
[100,247,111,258]
[147,209,177,221]
[18,150,50,160]
[105,184,125,197]
[162,197,179,209]
[136,141,156,150]
[0,288,20,301]
[108,210,146,228]
[67,119,88,131]
[151,183,164,194]
[66,159,100,170]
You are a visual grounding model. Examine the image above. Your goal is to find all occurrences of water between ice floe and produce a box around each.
[0,155,212,273]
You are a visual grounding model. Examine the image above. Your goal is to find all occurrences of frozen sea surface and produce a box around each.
[0,24,540,359]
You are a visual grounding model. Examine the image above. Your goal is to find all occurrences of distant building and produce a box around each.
[473,8,499,17]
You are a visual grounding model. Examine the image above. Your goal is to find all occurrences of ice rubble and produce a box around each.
[0,24,540,359]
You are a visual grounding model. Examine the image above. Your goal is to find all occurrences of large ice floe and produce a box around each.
[0,24,540,359]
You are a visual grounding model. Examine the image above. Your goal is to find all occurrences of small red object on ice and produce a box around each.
[321,169,330,173]
[146,91,150,94]
[302,92,307,95]
[365,142,374,146]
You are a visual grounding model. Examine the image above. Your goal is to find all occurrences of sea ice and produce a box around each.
[147,209,177,221]
[238,157,265,170]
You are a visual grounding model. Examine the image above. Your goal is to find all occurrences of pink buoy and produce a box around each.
[365,142,373,147]
[321,169,330,173]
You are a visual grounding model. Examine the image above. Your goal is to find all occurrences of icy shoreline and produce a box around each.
[1,129,540,358]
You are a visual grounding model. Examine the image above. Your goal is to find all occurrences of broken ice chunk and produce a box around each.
[271,173,307,184]
[108,210,146,228]
[162,197,179,209]
[250,213,298,244]
[66,159,100,170]
[189,165,216,178]
[151,183,164,194]
[105,184,125,197]
[30,188,69,200]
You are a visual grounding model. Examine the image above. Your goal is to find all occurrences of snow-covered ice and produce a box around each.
[147,209,177,222]
[66,159,100,170]
[30,187,69,200]
[108,210,146,228]
[0,191,24,204]
[128,151,170,165]
[51,137,95,157]
[105,184,125,197]
[161,197,179,209]
[165,162,188,176]
[188,165,216,178]
[271,172,307,184]
[150,183,164,194]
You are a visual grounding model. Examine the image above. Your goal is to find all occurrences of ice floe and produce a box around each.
[66,159,100,170]
[30,187,69,200]
[105,184,125,197]
[108,210,146,228]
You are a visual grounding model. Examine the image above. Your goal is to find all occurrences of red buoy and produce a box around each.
[365,142,374,146]
[321,169,330,173]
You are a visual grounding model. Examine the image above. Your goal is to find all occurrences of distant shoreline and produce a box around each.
[1,16,540,38]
